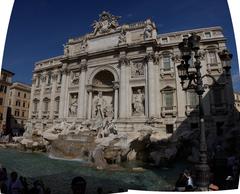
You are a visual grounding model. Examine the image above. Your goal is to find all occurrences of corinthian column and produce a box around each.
[39,72,47,119]
[78,59,87,119]
[49,70,58,120]
[59,64,68,119]
[146,52,157,118]
[28,74,37,119]
[119,56,130,119]
[87,85,93,119]
[113,81,119,120]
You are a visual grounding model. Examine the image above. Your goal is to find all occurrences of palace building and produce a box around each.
[9,82,31,129]
[0,68,14,131]
[28,11,235,135]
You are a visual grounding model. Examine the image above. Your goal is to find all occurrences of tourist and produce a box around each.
[175,172,188,191]
[208,183,219,191]
[97,187,103,194]
[8,171,24,194]
[0,181,8,194]
[19,176,28,194]
[29,180,45,194]
[71,176,87,194]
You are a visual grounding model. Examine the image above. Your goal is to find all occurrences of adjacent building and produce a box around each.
[9,82,31,129]
[234,92,240,120]
[28,12,236,137]
[0,68,14,132]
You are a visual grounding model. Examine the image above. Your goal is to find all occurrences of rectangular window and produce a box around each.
[55,100,60,112]
[216,122,224,136]
[44,101,49,112]
[213,89,223,107]
[188,92,198,106]
[4,86,7,93]
[209,51,217,64]
[18,92,20,97]
[191,123,198,130]
[22,111,25,117]
[15,110,20,117]
[162,37,168,43]
[205,32,211,38]
[48,74,52,85]
[16,100,21,107]
[24,93,26,98]
[23,102,25,107]
[163,56,171,71]
[34,102,38,112]
[0,98,3,105]
[166,124,174,134]
[165,91,173,108]
[0,85,3,92]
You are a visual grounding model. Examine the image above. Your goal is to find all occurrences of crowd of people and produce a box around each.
[0,165,127,194]
[0,166,52,194]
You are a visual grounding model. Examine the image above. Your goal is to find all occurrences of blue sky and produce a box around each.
[2,0,240,91]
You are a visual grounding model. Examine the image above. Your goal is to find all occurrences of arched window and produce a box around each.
[33,98,39,112]
[43,97,50,112]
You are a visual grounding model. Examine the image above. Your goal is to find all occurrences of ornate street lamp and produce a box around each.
[218,49,233,76]
[177,33,232,190]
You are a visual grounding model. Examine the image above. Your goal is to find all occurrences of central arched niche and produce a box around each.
[92,70,115,119]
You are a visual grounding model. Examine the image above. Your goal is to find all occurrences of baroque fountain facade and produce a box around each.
[19,11,236,168]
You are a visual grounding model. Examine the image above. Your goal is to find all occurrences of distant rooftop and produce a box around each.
[1,68,15,76]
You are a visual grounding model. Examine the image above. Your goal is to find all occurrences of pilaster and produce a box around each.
[49,70,58,119]
[119,54,130,119]
[39,72,47,119]
[146,50,158,118]
[78,59,88,119]
[59,64,69,119]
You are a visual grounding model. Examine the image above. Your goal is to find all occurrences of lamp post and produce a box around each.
[177,33,232,190]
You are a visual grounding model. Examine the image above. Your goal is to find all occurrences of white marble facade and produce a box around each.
[28,11,235,133]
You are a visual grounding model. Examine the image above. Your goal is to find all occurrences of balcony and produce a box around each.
[32,111,38,119]
[42,111,50,119]
[44,87,52,94]
[160,67,175,78]
[161,106,177,117]
[54,111,59,118]
[211,103,228,115]
[185,105,199,116]
[207,62,222,74]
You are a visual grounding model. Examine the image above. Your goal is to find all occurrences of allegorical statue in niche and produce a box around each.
[94,91,107,119]
[69,94,78,116]
[132,89,145,115]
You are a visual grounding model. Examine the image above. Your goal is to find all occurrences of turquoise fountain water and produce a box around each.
[0,148,189,194]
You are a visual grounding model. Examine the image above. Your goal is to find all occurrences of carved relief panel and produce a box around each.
[131,61,145,78]
[70,71,80,86]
